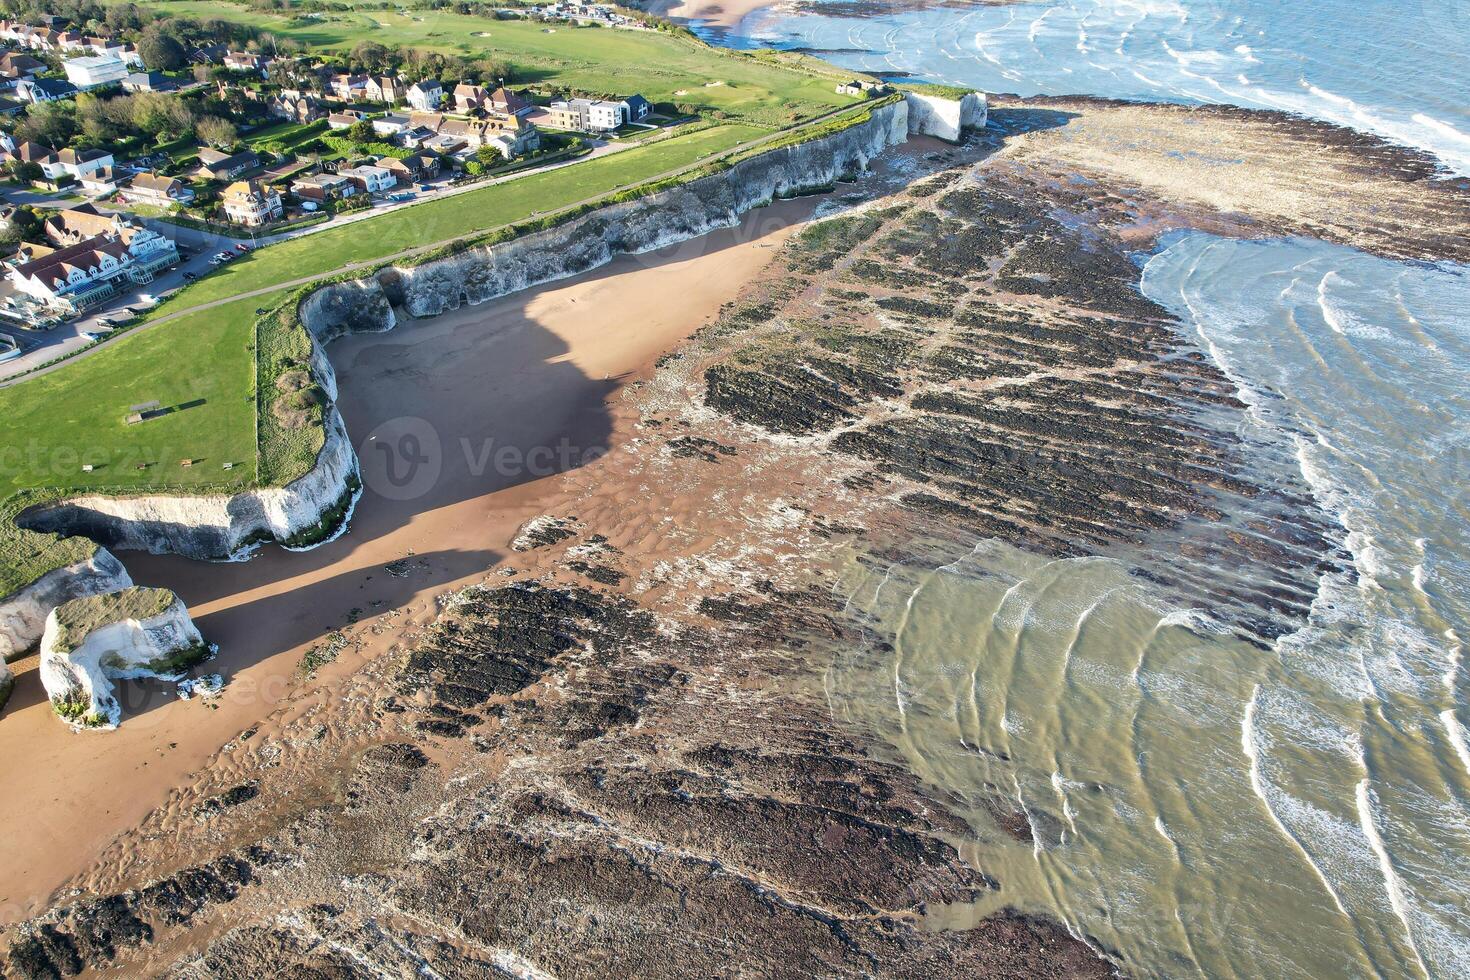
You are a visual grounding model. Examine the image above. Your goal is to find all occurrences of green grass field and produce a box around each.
[170,123,762,306]
[0,3,873,593]
[136,0,850,126]
[0,122,762,510]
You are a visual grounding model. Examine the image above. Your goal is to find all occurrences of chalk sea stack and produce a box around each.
[40,586,208,729]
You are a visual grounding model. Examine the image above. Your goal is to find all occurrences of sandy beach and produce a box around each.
[0,199,814,925]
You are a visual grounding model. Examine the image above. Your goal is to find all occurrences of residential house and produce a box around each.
[44,147,114,182]
[327,110,364,130]
[339,164,395,195]
[221,179,283,227]
[483,133,517,162]
[79,165,119,195]
[406,79,442,111]
[407,110,445,131]
[196,147,261,181]
[121,70,171,93]
[7,216,178,313]
[268,92,323,123]
[398,126,437,149]
[0,51,45,82]
[621,94,652,122]
[11,140,56,168]
[118,44,143,68]
[422,134,467,157]
[365,74,400,103]
[56,30,86,52]
[0,96,22,115]
[224,51,263,73]
[290,171,356,203]
[16,78,77,103]
[63,54,128,90]
[487,86,532,117]
[189,44,227,65]
[453,83,486,113]
[41,204,137,246]
[371,112,411,137]
[379,152,440,185]
[585,99,626,131]
[330,73,368,102]
[123,172,194,209]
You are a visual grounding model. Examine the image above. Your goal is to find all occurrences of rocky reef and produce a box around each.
[39,586,206,728]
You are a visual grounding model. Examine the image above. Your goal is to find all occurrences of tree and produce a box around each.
[5,161,43,186]
[346,119,375,144]
[475,144,503,167]
[137,27,187,71]
[195,115,238,150]
[351,40,389,73]
[17,100,79,148]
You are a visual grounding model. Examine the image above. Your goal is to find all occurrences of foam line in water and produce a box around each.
[1241,685,1352,919]
[1441,710,1470,780]
[1355,779,1430,979]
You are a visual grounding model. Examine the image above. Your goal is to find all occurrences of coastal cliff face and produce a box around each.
[17,410,358,562]
[0,107,908,663]
[371,102,908,320]
[0,547,132,665]
[904,91,987,142]
[40,587,205,728]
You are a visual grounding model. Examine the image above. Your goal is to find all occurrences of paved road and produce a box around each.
[0,102,876,388]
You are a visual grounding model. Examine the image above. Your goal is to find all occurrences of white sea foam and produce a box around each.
[1241,686,1352,918]
[1441,710,1470,780]
[1355,779,1430,978]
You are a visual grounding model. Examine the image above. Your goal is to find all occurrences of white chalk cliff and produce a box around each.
[40,587,206,728]
[0,94,983,673]
[17,409,359,561]
[904,91,987,143]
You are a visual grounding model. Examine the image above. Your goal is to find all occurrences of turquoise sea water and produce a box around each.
[726,0,1470,175]
[703,3,1470,976]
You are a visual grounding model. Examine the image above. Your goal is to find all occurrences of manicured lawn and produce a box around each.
[170,123,763,306]
[0,297,262,504]
[243,118,329,151]
[136,0,846,126]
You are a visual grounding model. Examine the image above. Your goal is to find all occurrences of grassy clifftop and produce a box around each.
[0,12,896,595]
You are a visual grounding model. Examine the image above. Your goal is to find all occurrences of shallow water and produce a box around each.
[691,3,1470,973]
[826,236,1470,977]
[727,0,1470,175]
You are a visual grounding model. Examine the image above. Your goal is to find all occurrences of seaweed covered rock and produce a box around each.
[39,587,208,728]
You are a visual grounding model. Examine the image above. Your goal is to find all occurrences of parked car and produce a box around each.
[234,243,251,253]
[82,331,106,342]
[181,271,197,281]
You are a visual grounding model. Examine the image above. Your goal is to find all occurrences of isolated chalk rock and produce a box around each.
[40,586,208,729]
[904,91,987,142]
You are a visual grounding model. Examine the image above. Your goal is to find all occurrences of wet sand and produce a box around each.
[0,199,814,924]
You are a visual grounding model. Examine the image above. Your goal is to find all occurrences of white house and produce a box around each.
[16,78,76,103]
[340,164,396,195]
[7,214,178,313]
[406,80,443,111]
[586,99,625,131]
[63,54,128,90]
[372,112,411,136]
[40,147,114,181]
